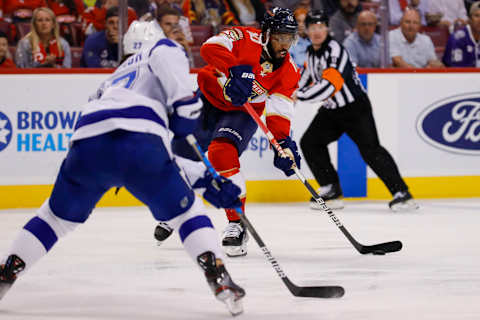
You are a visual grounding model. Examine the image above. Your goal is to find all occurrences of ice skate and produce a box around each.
[197,251,245,316]
[0,255,25,300]
[222,221,249,257]
[310,183,344,210]
[389,191,419,212]
[154,221,173,246]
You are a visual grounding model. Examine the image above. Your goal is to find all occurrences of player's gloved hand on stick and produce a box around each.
[193,173,242,209]
[224,64,255,106]
[273,136,301,177]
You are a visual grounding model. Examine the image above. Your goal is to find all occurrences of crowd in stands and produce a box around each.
[0,0,479,69]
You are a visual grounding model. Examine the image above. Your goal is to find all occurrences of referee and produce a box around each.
[296,10,418,212]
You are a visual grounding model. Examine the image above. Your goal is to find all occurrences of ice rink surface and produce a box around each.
[0,199,479,320]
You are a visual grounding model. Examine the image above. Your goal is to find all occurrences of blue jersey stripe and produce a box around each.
[178,215,214,242]
[23,216,58,252]
[75,106,166,130]
[172,90,201,109]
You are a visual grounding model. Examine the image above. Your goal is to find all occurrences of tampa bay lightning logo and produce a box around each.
[416,93,480,155]
[0,111,13,152]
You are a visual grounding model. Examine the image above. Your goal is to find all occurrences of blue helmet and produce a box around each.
[261,7,298,34]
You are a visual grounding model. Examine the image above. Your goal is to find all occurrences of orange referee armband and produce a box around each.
[322,68,344,94]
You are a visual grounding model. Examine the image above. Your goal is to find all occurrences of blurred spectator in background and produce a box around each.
[389,8,443,68]
[47,0,85,22]
[156,5,193,65]
[0,31,15,68]
[182,0,239,26]
[426,0,467,29]
[0,0,47,22]
[343,10,381,67]
[442,1,480,67]
[390,0,428,26]
[330,0,361,43]
[15,7,71,68]
[82,0,137,36]
[227,0,266,25]
[81,6,118,67]
[289,7,310,69]
[465,0,477,12]
[272,0,338,16]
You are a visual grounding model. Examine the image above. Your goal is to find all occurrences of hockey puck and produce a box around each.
[372,250,386,255]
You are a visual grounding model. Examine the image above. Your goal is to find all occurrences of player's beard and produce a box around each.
[265,42,285,66]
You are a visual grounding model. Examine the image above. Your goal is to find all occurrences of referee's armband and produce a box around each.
[322,68,344,94]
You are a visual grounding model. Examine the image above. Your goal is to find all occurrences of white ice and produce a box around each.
[1,199,479,320]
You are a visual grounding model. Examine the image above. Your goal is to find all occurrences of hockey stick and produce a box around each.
[243,102,402,255]
[186,134,344,299]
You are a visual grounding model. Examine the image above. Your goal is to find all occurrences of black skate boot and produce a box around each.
[222,221,248,257]
[197,251,245,316]
[310,182,344,210]
[0,254,26,300]
[154,221,173,246]
[389,190,419,212]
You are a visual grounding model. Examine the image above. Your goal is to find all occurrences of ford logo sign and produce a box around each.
[416,93,480,155]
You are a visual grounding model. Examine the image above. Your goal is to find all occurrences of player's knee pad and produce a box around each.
[208,139,240,174]
[165,196,214,243]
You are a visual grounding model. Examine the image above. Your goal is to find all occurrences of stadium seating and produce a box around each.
[71,47,83,68]
[190,45,206,68]
[190,25,213,46]
[421,26,450,49]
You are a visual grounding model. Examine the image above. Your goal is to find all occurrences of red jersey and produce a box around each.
[0,0,46,17]
[82,6,137,33]
[47,0,85,19]
[198,26,300,140]
[0,57,15,68]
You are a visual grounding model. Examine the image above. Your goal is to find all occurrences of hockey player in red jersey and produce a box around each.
[155,7,302,257]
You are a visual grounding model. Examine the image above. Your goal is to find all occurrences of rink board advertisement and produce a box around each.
[0,70,479,208]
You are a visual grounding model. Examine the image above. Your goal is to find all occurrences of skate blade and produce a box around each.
[390,200,419,212]
[224,245,247,258]
[0,283,12,300]
[217,289,244,316]
[310,199,344,210]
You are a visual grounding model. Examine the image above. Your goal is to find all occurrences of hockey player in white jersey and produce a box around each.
[0,21,245,315]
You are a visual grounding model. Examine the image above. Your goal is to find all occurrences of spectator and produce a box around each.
[389,0,428,26]
[128,0,150,18]
[442,1,480,67]
[330,0,361,43]
[312,0,340,17]
[289,7,310,69]
[157,5,192,46]
[81,6,119,68]
[0,31,15,68]
[0,0,47,22]
[15,7,71,68]
[389,8,443,68]
[182,0,239,26]
[82,0,137,36]
[227,0,266,25]
[343,10,381,67]
[426,0,468,29]
[47,0,85,23]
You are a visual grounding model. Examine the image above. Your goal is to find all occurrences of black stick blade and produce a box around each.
[284,278,345,298]
[359,240,403,254]
[294,286,345,298]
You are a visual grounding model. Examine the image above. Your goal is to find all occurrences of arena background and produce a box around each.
[0,68,479,209]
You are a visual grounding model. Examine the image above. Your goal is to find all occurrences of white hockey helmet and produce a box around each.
[123,20,166,55]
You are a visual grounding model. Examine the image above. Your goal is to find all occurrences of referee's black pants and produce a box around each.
[300,97,408,196]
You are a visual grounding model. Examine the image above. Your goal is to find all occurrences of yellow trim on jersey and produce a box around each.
[270,92,293,102]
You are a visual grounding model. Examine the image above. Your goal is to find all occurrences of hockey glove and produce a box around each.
[223,64,255,106]
[193,173,242,209]
[273,136,301,177]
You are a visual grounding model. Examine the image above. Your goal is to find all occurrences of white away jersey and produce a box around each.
[71,39,201,143]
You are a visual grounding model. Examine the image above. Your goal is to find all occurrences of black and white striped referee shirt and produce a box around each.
[296,35,367,109]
